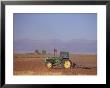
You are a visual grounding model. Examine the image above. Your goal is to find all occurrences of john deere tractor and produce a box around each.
[45,52,74,69]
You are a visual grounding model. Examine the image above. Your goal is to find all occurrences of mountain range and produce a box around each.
[14,39,97,54]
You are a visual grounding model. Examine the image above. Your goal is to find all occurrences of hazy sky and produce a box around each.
[13,13,97,41]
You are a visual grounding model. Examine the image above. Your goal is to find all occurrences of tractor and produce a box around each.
[45,51,75,69]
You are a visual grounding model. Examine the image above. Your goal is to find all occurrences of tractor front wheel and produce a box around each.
[46,62,53,69]
[63,60,72,69]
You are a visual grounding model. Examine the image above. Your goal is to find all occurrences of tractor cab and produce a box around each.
[60,52,69,59]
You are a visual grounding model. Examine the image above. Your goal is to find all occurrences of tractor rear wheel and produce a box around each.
[46,62,53,69]
[63,60,72,69]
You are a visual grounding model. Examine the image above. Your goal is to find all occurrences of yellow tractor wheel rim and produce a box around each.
[47,62,52,69]
[64,61,71,68]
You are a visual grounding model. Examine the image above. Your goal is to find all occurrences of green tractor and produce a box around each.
[45,51,75,69]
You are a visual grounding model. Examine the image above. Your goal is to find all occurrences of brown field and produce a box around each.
[13,53,97,75]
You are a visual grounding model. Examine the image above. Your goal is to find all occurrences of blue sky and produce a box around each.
[13,13,97,41]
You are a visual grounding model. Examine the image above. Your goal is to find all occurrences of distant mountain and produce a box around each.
[13,39,97,54]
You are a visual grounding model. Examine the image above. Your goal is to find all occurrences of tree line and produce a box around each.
[35,49,46,55]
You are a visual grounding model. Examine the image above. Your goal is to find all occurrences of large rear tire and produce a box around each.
[63,60,72,69]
